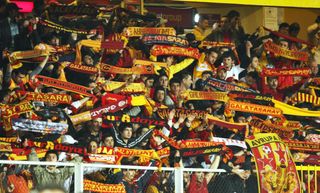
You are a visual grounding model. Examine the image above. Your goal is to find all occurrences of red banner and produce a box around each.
[246,133,300,193]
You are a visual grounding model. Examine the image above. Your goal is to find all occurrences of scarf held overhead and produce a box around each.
[150,45,201,59]
[142,34,189,47]
[264,40,309,61]
[125,27,176,37]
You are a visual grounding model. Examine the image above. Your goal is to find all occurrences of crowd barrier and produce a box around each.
[296,165,319,193]
[0,160,318,193]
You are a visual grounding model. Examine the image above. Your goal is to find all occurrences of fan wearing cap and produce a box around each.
[216,65,228,81]
[193,16,211,41]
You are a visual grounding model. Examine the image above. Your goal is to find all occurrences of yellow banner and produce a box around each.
[272,99,320,117]
[227,100,282,117]
[103,81,145,93]
[181,90,229,102]
[125,27,176,37]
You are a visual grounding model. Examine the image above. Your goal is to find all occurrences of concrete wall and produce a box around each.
[197,6,264,34]
[197,5,319,40]
[283,8,320,40]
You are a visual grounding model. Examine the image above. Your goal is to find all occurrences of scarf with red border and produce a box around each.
[150,45,201,59]
[264,40,309,61]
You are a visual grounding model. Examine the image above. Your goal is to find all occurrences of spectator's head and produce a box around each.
[90,118,102,133]
[180,73,192,90]
[249,55,260,70]
[198,15,209,30]
[309,59,319,77]
[216,66,227,80]
[226,10,240,28]
[119,123,133,141]
[102,133,115,148]
[48,33,60,46]
[38,185,66,193]
[157,74,169,88]
[169,78,181,96]
[154,86,166,103]
[221,51,234,70]
[45,150,59,162]
[201,71,213,81]
[245,71,259,86]
[267,76,279,90]
[162,56,175,66]
[6,3,20,20]
[83,54,94,66]
[289,22,300,37]
[12,69,27,85]
[279,39,289,49]
[0,89,12,104]
[145,75,155,88]
[87,140,98,154]
[205,48,219,65]
[278,22,290,35]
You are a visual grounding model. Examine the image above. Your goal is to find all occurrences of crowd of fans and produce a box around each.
[0,0,319,192]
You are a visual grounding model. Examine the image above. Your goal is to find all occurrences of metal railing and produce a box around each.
[296,165,319,193]
[0,160,226,193]
[1,160,317,193]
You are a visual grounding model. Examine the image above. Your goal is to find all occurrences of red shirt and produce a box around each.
[7,174,30,193]
[187,173,209,193]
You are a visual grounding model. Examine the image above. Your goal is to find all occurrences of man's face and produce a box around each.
[121,127,133,140]
[279,27,289,35]
[267,78,279,90]
[91,119,101,132]
[217,70,227,80]
[155,90,165,102]
[183,75,192,89]
[103,136,114,148]
[310,61,319,76]
[123,169,136,182]
[279,41,289,49]
[46,153,58,162]
[13,72,25,84]
[159,76,168,88]
[199,19,209,30]
[170,82,180,95]
[195,172,204,183]
[83,55,94,66]
[223,57,233,69]
[207,52,218,65]
[50,37,60,46]
[165,56,174,66]
[88,141,98,154]
[245,76,256,86]
[145,79,154,88]
[251,57,259,69]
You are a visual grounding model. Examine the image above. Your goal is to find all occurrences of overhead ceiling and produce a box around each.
[172,0,320,8]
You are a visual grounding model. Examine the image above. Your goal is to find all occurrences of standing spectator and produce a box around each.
[0,3,21,52]
[193,16,210,41]
[28,149,82,192]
